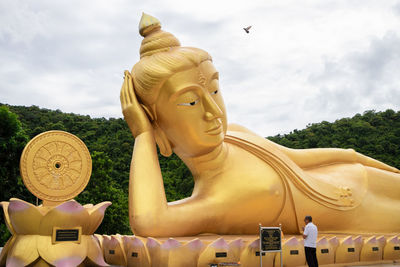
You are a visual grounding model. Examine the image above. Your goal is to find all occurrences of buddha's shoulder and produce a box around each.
[226,123,288,157]
[227,123,259,136]
[227,123,274,146]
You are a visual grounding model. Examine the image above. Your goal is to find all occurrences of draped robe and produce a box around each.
[226,124,400,234]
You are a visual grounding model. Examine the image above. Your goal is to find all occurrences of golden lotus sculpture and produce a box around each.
[0,199,110,266]
[0,131,111,266]
[121,13,400,237]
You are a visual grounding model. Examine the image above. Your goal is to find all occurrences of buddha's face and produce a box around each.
[155,61,227,157]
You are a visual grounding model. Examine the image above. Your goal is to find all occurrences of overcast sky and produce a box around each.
[1,0,400,136]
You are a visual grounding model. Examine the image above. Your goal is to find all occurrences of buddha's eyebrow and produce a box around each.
[170,85,201,102]
[210,72,219,81]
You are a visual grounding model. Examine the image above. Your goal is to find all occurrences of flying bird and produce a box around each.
[243,26,252,34]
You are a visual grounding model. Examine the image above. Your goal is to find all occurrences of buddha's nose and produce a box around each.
[203,95,223,121]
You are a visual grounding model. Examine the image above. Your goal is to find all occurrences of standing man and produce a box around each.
[302,215,318,267]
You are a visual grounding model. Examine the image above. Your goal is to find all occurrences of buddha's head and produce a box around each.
[131,13,227,158]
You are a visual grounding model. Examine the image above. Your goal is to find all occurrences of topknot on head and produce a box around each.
[139,13,161,37]
[138,13,181,58]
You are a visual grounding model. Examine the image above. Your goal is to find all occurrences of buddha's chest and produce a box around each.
[208,144,285,205]
[197,144,286,224]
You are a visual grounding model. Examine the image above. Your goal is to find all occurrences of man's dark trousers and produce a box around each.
[305,246,318,267]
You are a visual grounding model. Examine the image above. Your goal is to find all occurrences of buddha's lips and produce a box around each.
[206,124,222,135]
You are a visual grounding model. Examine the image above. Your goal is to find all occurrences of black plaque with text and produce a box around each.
[55,229,80,242]
[215,252,227,258]
[260,227,281,252]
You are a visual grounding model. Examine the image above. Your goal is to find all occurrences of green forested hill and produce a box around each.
[1,104,399,244]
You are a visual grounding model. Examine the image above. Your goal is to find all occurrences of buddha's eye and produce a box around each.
[178,100,199,106]
[209,79,219,95]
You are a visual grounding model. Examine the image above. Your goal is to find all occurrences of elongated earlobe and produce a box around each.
[153,123,172,157]
[141,104,155,122]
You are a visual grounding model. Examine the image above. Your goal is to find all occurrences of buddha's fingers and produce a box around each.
[126,72,136,105]
[123,81,130,108]
[355,151,400,173]
[120,72,129,109]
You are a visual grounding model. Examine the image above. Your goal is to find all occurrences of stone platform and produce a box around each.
[95,233,400,267]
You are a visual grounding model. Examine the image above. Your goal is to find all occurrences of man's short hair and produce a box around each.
[304,215,312,222]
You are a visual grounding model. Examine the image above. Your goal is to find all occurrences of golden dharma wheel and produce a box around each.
[20,130,92,202]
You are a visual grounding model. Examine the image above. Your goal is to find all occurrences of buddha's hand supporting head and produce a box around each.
[120,70,153,138]
[122,13,228,157]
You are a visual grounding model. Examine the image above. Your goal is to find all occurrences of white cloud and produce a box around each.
[304,31,400,122]
[0,0,399,136]
[0,1,46,44]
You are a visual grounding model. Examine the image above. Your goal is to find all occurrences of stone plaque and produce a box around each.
[20,130,92,202]
[348,248,355,252]
[321,249,329,254]
[260,227,281,252]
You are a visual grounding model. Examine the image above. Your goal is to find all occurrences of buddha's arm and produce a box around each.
[228,123,399,173]
[129,131,211,236]
[274,143,399,173]
[128,131,167,234]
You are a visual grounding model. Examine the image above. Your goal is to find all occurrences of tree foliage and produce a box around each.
[0,106,30,243]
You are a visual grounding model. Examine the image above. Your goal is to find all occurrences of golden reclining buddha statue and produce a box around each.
[120,13,400,237]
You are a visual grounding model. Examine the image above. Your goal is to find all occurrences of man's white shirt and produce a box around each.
[304,222,318,248]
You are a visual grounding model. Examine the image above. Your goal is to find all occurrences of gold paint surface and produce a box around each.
[20,130,92,203]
